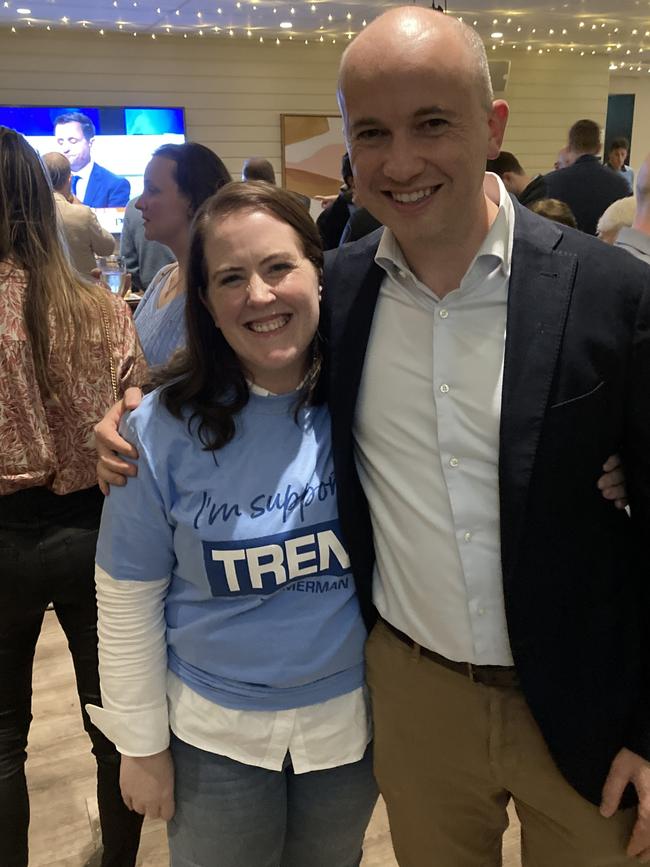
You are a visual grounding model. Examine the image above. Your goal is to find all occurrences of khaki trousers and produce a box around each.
[365,620,636,867]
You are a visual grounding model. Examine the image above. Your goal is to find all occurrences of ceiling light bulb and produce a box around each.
[280,21,292,27]
[16,7,31,13]
[490,31,503,38]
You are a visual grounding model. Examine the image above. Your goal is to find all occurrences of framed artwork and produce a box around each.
[281,114,345,198]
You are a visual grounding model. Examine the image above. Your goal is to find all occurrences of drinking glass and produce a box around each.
[97,255,128,295]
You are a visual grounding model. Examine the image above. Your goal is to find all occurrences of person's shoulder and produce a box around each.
[124,388,180,448]
[93,161,119,180]
[324,226,382,269]
[551,217,650,285]
[93,162,129,192]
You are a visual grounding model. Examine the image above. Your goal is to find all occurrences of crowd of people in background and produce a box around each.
[2,5,650,867]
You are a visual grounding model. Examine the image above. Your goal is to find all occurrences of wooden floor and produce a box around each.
[28,611,522,866]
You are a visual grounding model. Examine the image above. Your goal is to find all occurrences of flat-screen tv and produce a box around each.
[0,105,186,233]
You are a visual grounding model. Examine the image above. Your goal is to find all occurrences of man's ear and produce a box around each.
[486,100,509,160]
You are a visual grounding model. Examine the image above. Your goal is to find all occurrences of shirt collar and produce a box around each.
[375,172,514,294]
[74,159,94,180]
[615,227,650,254]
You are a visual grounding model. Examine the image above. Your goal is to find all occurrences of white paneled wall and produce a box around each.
[0,29,343,181]
[0,28,616,181]
[495,51,611,176]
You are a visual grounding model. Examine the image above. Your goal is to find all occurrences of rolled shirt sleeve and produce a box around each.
[87,413,175,756]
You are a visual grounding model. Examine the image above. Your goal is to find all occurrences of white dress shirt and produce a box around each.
[353,173,515,666]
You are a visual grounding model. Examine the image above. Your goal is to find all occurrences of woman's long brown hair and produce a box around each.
[0,125,109,401]
[154,181,325,451]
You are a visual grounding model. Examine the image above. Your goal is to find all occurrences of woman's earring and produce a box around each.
[318,284,323,301]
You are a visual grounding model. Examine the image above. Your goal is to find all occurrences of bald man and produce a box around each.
[43,151,115,276]
[615,154,650,264]
[321,7,650,865]
[242,156,312,211]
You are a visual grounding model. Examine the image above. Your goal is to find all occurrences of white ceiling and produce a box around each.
[1,0,649,75]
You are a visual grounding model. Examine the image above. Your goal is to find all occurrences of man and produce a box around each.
[93,8,643,864]
[120,197,175,292]
[553,145,574,170]
[322,7,650,865]
[615,152,650,264]
[316,153,357,249]
[54,111,131,208]
[486,150,547,206]
[241,156,277,184]
[242,156,311,211]
[545,119,631,235]
[42,151,116,276]
[605,137,635,192]
[317,152,381,248]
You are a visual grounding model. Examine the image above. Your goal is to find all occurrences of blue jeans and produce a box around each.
[168,734,378,867]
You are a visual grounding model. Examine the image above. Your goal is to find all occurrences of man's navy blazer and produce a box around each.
[82,162,131,208]
[321,201,650,808]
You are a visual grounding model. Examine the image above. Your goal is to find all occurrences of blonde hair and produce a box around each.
[0,126,110,401]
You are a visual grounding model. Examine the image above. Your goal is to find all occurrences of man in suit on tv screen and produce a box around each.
[54,111,131,208]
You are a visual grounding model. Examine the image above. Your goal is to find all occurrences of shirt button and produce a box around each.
[464,531,472,542]
[397,269,406,280]
[440,383,450,394]
[439,308,449,319]
[477,607,486,616]
[449,457,459,468]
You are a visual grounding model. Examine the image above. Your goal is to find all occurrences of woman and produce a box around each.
[88,182,378,867]
[0,127,148,867]
[132,142,231,366]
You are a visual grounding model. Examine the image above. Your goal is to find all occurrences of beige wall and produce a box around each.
[0,28,343,183]
[608,76,650,173]
[0,29,613,181]
[494,51,610,176]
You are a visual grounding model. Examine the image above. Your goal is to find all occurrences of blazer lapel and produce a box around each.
[499,206,577,583]
[82,164,99,206]
[327,238,384,433]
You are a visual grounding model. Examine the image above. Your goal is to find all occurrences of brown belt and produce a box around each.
[380,618,520,689]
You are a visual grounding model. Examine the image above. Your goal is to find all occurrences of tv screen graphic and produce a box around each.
[0,105,186,233]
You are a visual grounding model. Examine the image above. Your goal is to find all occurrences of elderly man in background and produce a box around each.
[323,6,650,865]
[596,195,637,245]
[43,151,116,277]
[614,153,650,264]
[545,119,631,235]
